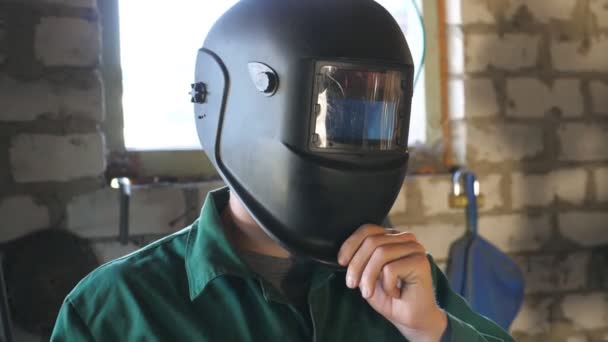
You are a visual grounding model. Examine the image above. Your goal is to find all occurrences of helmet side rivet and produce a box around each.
[190,82,208,104]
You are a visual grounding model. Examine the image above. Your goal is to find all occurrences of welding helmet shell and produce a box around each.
[193,0,414,264]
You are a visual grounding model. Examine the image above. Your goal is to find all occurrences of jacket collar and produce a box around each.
[185,186,338,301]
[185,187,253,300]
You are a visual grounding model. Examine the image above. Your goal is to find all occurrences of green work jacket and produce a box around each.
[51,187,513,341]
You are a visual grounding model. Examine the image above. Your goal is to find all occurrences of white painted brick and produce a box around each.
[506,0,576,22]
[461,0,495,24]
[10,133,106,182]
[68,186,187,238]
[558,123,608,161]
[462,78,499,118]
[0,196,50,243]
[396,222,462,260]
[512,172,550,208]
[449,78,500,119]
[0,75,104,122]
[479,214,552,253]
[416,175,455,216]
[466,34,540,72]
[511,169,588,209]
[42,0,96,8]
[92,241,139,264]
[67,188,115,238]
[479,173,503,211]
[0,77,52,121]
[511,298,552,335]
[506,78,583,118]
[562,292,608,330]
[445,0,462,25]
[517,252,589,293]
[552,169,588,204]
[410,172,499,216]
[448,79,465,120]
[35,17,100,67]
[125,186,188,233]
[467,123,543,163]
[389,185,407,216]
[566,335,588,342]
[595,167,608,201]
[590,81,608,116]
[447,26,464,75]
[559,211,608,247]
[196,180,226,208]
[552,35,608,72]
[590,0,608,28]
[450,120,467,165]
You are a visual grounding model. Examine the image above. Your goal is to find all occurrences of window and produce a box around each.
[379,0,427,145]
[119,1,234,150]
[101,0,448,180]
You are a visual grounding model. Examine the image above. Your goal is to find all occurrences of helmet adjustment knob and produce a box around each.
[254,72,277,94]
[248,62,279,96]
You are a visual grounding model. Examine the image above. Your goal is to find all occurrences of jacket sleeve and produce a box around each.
[50,299,95,342]
[428,254,515,342]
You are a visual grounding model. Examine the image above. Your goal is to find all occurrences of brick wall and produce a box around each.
[0,0,607,341]
[0,2,222,340]
[390,0,608,341]
[0,1,225,247]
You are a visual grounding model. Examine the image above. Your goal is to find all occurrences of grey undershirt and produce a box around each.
[239,250,313,319]
[239,250,451,341]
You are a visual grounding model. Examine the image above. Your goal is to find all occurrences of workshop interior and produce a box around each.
[0,0,607,341]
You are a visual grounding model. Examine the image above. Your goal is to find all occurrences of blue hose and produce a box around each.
[410,0,426,87]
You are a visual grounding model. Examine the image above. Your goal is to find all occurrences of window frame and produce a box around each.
[99,0,452,182]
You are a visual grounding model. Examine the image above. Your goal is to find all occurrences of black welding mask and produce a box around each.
[193,0,414,264]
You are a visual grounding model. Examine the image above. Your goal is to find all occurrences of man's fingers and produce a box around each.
[380,253,429,300]
[338,224,416,266]
[358,242,426,298]
[343,232,418,289]
[338,224,385,266]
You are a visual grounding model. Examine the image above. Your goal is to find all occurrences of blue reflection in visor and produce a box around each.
[326,98,397,144]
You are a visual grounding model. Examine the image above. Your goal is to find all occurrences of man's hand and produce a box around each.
[337,224,448,342]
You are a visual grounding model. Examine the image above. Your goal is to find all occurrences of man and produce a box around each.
[52,0,514,340]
